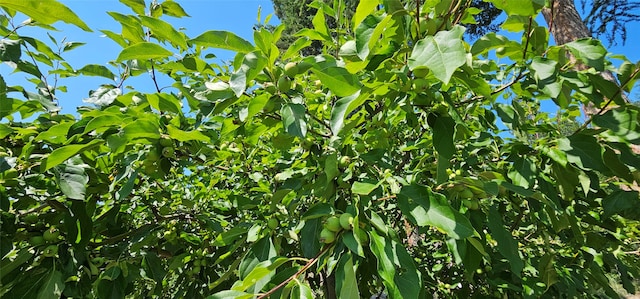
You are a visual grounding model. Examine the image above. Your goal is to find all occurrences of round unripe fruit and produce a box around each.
[162,147,175,158]
[412,67,429,78]
[147,149,161,162]
[459,188,474,199]
[42,245,58,257]
[463,199,480,210]
[324,216,342,232]
[267,218,279,230]
[284,62,298,77]
[338,156,351,168]
[29,236,45,246]
[339,213,354,230]
[43,227,60,242]
[319,228,336,243]
[23,214,38,224]
[159,138,173,147]
[193,266,201,274]
[277,76,292,93]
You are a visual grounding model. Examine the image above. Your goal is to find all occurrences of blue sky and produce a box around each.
[2,1,639,115]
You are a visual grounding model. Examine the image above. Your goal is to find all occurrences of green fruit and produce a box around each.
[459,188,474,199]
[463,199,480,210]
[267,218,279,229]
[319,228,336,243]
[193,266,201,274]
[413,78,429,91]
[355,143,366,153]
[42,245,58,257]
[263,82,277,94]
[339,213,354,230]
[23,214,38,224]
[147,149,161,162]
[338,156,351,168]
[162,147,175,158]
[412,67,429,78]
[284,62,298,77]
[43,227,60,242]
[324,216,342,232]
[277,76,292,93]
[29,236,45,246]
[159,137,173,147]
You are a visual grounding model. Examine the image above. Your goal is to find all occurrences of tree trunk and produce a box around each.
[542,1,640,196]
[541,0,630,111]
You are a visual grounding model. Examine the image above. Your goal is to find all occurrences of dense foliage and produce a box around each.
[1,0,639,298]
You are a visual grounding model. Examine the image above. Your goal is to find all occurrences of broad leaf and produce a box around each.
[409,26,466,84]
[0,0,91,31]
[190,31,254,53]
[281,103,307,138]
[397,184,475,239]
[43,139,103,171]
[487,206,524,276]
[116,42,173,61]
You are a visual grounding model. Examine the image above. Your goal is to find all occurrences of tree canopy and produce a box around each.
[1,0,639,298]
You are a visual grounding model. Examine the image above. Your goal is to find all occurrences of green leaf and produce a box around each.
[0,0,91,31]
[593,107,640,143]
[397,184,475,239]
[35,121,73,144]
[353,0,379,28]
[190,31,254,53]
[335,253,360,299]
[351,180,379,195]
[119,0,145,15]
[0,39,22,63]
[55,157,89,200]
[432,115,456,159]
[282,37,312,61]
[84,85,121,106]
[557,134,607,171]
[330,90,367,134]
[565,38,607,71]
[116,42,173,61]
[207,290,253,299]
[77,64,116,79]
[281,103,307,138]
[409,26,466,85]
[140,16,188,50]
[43,139,103,171]
[312,67,361,97]
[487,206,523,276]
[37,270,64,299]
[146,93,182,114]
[212,226,248,246]
[369,230,422,299]
[602,190,640,219]
[507,156,536,189]
[166,125,210,142]
[487,0,544,16]
[122,119,161,140]
[0,249,33,280]
[160,0,190,18]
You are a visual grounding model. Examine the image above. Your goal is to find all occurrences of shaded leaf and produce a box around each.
[397,184,475,239]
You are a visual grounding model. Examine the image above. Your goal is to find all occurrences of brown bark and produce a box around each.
[542,1,640,190]
[541,0,628,114]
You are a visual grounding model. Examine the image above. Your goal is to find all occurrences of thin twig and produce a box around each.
[256,245,332,299]
[574,66,640,133]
